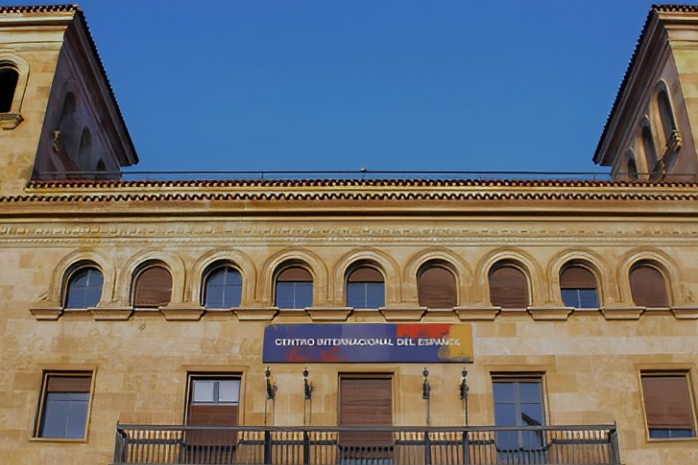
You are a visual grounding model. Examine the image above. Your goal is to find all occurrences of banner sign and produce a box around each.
[263,323,473,363]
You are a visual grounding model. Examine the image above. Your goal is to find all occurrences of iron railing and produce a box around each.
[112,424,621,465]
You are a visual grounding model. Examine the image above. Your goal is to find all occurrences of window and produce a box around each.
[642,124,658,172]
[560,265,598,309]
[347,266,384,309]
[133,265,172,308]
[493,377,545,453]
[641,373,696,439]
[0,65,18,113]
[184,376,240,460]
[630,264,669,308]
[418,264,457,308]
[275,266,312,309]
[489,264,529,309]
[203,266,242,309]
[36,373,92,439]
[657,88,676,149]
[64,267,103,309]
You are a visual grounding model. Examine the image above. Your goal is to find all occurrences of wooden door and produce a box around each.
[339,377,393,460]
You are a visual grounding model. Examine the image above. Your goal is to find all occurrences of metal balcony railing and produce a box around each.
[112,424,621,465]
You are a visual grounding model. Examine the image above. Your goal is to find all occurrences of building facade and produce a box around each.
[0,4,697,465]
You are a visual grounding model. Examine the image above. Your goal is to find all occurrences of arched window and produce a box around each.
[275,266,312,309]
[133,265,172,308]
[418,264,457,308]
[657,88,676,147]
[642,125,658,172]
[0,66,18,113]
[77,128,92,171]
[489,264,529,309]
[203,266,242,309]
[346,266,384,309]
[560,265,598,309]
[630,263,669,308]
[64,267,103,309]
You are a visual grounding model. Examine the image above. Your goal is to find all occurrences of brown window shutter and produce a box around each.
[630,266,669,307]
[277,267,312,282]
[418,266,457,308]
[134,266,172,308]
[47,375,91,393]
[188,405,238,427]
[560,266,596,289]
[340,378,393,450]
[348,267,383,283]
[489,265,528,309]
[642,376,695,430]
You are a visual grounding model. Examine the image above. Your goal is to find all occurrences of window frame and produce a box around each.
[491,374,547,453]
[202,265,242,309]
[274,266,313,309]
[346,266,385,309]
[0,55,30,129]
[64,266,104,309]
[629,262,670,308]
[417,263,458,309]
[640,371,697,441]
[33,371,94,442]
[559,265,599,309]
[488,263,530,310]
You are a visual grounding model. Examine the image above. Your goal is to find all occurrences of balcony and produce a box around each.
[112,424,621,465]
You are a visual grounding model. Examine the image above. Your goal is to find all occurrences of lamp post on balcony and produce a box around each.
[422,367,431,426]
[460,367,469,426]
[303,367,312,426]
[264,367,275,426]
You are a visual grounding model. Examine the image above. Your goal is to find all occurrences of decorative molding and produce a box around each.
[671,305,698,320]
[160,304,205,321]
[601,306,644,320]
[527,306,574,321]
[306,307,353,321]
[0,112,23,130]
[91,307,132,321]
[235,307,278,321]
[379,306,425,321]
[455,306,500,321]
[29,306,63,320]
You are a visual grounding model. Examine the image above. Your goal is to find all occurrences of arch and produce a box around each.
[477,249,542,307]
[549,250,611,307]
[641,119,659,174]
[260,249,328,307]
[626,149,638,180]
[119,250,186,306]
[77,127,92,172]
[629,262,670,308]
[417,261,458,309]
[57,92,78,162]
[0,53,30,114]
[655,81,677,148]
[132,261,173,308]
[404,249,471,305]
[190,250,256,306]
[618,250,678,307]
[334,249,399,306]
[64,265,104,309]
[345,262,385,309]
[43,251,113,307]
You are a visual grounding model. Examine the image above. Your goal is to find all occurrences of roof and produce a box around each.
[593,4,698,165]
[0,4,138,165]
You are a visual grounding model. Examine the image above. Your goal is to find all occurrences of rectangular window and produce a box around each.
[492,376,545,455]
[641,373,696,439]
[182,374,240,463]
[36,373,92,440]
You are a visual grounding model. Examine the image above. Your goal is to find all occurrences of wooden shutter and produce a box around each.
[277,267,312,282]
[630,266,669,307]
[418,266,457,308]
[186,381,239,448]
[489,265,528,309]
[47,375,91,393]
[134,266,172,308]
[642,376,695,430]
[560,266,596,289]
[348,267,383,283]
[340,377,393,452]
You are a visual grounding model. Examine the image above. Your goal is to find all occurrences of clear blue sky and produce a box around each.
[9,1,698,173]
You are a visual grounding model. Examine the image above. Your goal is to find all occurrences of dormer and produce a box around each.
[595,5,698,182]
[0,5,137,196]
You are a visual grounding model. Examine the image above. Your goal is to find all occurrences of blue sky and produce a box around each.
[11,1,698,174]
